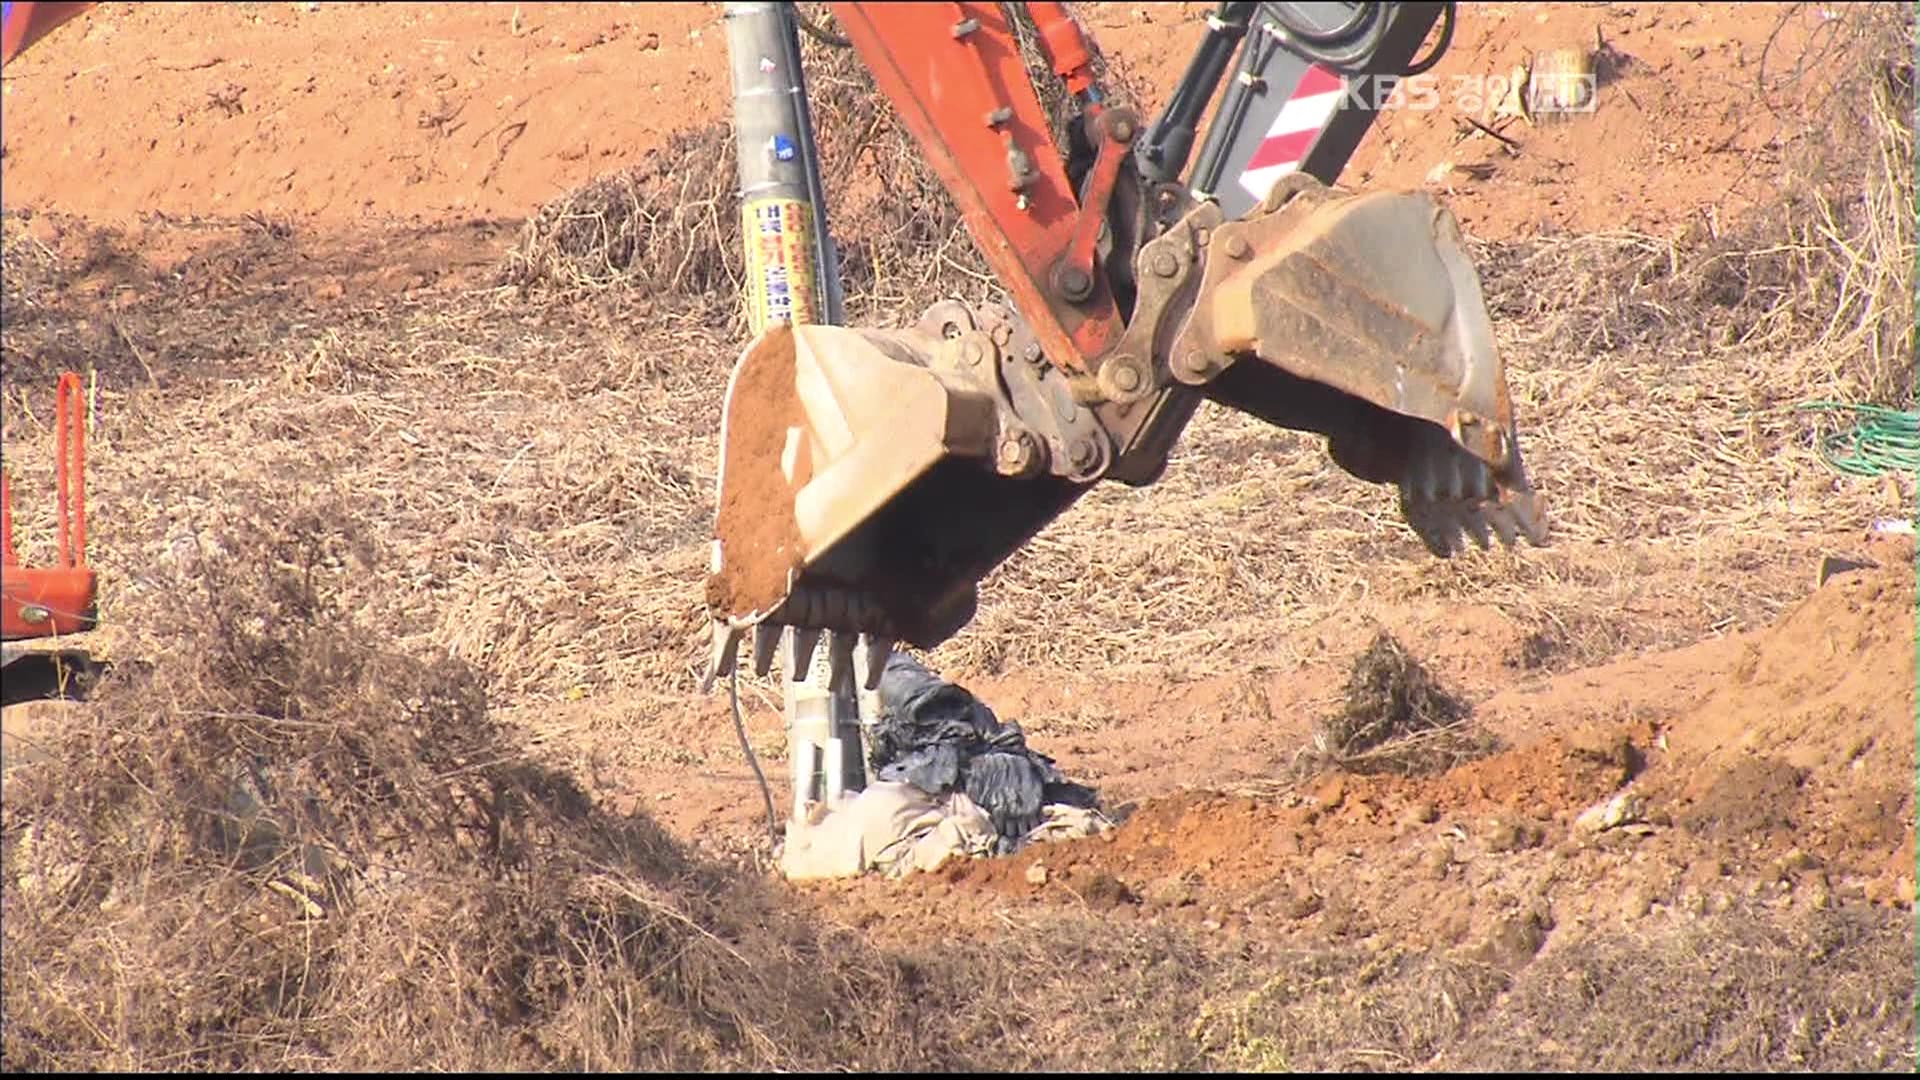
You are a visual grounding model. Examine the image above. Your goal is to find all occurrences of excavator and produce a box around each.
[700,0,1549,706]
[3,3,1552,783]
[1,373,93,670]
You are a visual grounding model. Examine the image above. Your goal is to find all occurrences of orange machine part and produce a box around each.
[827,2,1124,373]
[0,2,97,67]
[3,372,97,641]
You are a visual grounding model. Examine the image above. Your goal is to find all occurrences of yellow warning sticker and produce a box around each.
[742,198,821,334]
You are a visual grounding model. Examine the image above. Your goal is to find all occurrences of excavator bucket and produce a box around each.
[702,315,1092,689]
[699,177,1549,692]
[1172,175,1549,557]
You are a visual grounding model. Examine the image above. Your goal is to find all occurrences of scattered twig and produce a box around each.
[156,56,225,72]
[1462,114,1523,154]
[110,320,159,388]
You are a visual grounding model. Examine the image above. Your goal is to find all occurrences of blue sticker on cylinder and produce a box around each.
[770,134,797,162]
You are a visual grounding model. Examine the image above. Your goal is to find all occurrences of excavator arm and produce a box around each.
[827,3,1128,376]
[702,1,1547,692]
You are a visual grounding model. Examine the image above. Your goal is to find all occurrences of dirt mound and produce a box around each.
[1352,3,1829,239]
[0,506,949,1072]
[0,3,730,224]
[1651,549,1917,882]
[831,553,1914,955]
[0,1,1198,228]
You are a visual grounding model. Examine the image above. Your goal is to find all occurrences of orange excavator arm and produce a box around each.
[0,2,95,67]
[825,2,1128,379]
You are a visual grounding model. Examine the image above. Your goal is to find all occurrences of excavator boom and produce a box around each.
[702,0,1546,692]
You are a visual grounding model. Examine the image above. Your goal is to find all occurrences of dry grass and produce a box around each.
[1181,901,1915,1073]
[1441,900,1917,1071]
[497,124,743,322]
[1295,631,1496,779]
[1186,943,1514,1072]
[888,898,1915,1072]
[0,504,952,1072]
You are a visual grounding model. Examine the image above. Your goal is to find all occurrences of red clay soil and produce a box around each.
[0,2,727,222]
[810,549,1915,949]
[1343,1,1813,239]
[2,2,1806,242]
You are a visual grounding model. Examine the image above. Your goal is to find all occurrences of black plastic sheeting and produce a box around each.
[869,653,1098,849]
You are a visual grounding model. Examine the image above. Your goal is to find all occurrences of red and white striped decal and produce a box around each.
[1235,63,1346,205]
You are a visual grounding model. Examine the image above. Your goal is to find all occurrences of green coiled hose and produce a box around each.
[1796,401,1920,479]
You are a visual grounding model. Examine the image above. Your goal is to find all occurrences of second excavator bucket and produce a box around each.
[701,315,1089,690]
[1172,175,1550,557]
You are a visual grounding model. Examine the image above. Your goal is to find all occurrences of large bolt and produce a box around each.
[1178,349,1215,379]
[1150,250,1179,278]
[1023,341,1045,365]
[1056,264,1093,301]
[1106,112,1138,143]
[996,429,1043,476]
[1068,437,1100,471]
[1223,234,1253,260]
[1100,354,1150,401]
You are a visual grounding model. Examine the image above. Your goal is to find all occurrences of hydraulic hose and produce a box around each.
[1269,2,1379,48]
[1261,2,1392,70]
[1402,1,1455,76]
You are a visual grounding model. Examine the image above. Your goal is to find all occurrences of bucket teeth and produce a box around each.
[827,631,856,693]
[788,626,823,682]
[752,622,783,678]
[699,622,745,693]
[1399,481,1549,557]
[1487,506,1519,548]
[856,634,893,691]
[1515,491,1549,545]
[1461,508,1493,551]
